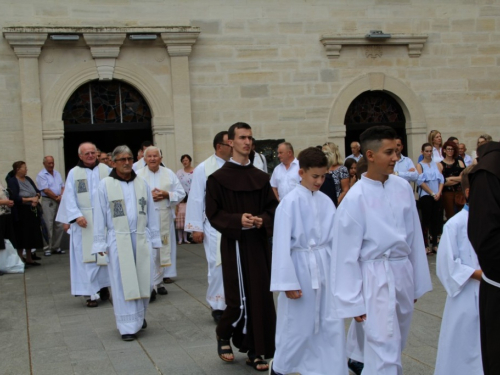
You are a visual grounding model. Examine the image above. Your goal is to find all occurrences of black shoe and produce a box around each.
[348,358,364,375]
[142,319,147,330]
[99,287,110,301]
[121,334,136,341]
[25,262,41,267]
[163,277,174,284]
[157,286,168,295]
[211,309,224,324]
[31,254,42,260]
[150,289,157,303]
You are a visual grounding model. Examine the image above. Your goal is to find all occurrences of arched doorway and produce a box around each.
[344,91,407,156]
[62,80,152,174]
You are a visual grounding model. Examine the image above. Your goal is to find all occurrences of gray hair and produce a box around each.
[112,145,133,162]
[43,155,54,164]
[78,142,97,155]
[143,146,162,158]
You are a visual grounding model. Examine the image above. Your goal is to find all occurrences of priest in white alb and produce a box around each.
[434,166,483,375]
[137,146,185,298]
[56,142,111,308]
[93,145,161,341]
[184,131,231,323]
[331,126,432,375]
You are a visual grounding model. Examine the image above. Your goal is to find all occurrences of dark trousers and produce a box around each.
[419,195,442,247]
[479,279,500,374]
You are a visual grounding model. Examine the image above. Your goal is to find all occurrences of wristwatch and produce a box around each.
[431,193,436,197]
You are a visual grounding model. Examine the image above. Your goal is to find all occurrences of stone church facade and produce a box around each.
[1,0,499,176]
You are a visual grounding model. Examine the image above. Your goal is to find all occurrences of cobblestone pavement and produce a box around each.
[0,241,444,374]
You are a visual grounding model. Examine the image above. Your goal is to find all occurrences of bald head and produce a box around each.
[43,155,55,173]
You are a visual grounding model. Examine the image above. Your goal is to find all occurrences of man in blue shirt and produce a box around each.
[36,156,65,256]
[393,136,418,183]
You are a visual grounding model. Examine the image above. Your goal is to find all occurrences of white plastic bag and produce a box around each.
[0,239,25,274]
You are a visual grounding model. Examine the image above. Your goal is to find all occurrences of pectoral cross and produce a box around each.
[138,197,147,215]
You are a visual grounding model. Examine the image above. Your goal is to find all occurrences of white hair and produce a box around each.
[143,146,162,158]
[111,145,133,162]
[78,142,97,155]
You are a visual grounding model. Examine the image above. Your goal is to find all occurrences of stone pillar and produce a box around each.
[161,32,200,163]
[152,117,176,170]
[83,33,126,80]
[328,125,347,159]
[406,123,428,162]
[4,33,47,172]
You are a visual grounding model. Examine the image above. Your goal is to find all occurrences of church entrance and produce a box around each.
[62,80,152,175]
[344,91,407,156]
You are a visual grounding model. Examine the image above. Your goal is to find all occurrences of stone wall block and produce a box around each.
[228,72,280,84]
[240,84,269,98]
[320,69,338,82]
[236,47,279,59]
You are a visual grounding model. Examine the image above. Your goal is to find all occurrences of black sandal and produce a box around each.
[216,336,234,362]
[246,353,269,372]
[86,299,98,308]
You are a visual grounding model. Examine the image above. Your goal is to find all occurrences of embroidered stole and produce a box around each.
[74,164,109,265]
[204,155,223,266]
[105,177,150,301]
[137,167,172,267]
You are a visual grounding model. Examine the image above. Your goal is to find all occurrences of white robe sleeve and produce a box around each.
[271,204,301,292]
[145,180,162,249]
[92,180,109,254]
[165,169,185,208]
[55,169,83,224]
[184,164,206,232]
[331,206,366,318]
[405,186,433,299]
[436,220,475,298]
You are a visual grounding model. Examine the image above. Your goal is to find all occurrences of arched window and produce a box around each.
[63,80,151,126]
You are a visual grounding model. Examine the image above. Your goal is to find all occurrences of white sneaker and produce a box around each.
[55,249,66,254]
[44,250,52,256]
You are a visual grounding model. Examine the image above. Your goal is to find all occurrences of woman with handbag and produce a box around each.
[6,161,44,266]
[438,141,466,221]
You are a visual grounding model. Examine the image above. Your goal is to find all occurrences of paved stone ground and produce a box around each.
[0,240,444,375]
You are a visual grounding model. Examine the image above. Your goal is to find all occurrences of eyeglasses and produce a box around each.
[115,157,134,163]
[445,148,455,151]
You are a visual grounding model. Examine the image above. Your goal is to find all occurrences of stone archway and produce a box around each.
[326,73,428,161]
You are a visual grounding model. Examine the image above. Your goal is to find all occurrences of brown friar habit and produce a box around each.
[467,140,500,375]
[206,161,278,358]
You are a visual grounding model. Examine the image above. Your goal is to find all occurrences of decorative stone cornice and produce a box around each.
[4,33,47,58]
[42,129,65,140]
[82,33,126,81]
[320,34,428,58]
[161,32,200,57]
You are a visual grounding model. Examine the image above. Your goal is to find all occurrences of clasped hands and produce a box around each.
[241,213,263,229]
[152,188,168,202]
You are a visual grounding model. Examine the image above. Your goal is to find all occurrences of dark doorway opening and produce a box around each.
[344,91,407,157]
[62,80,152,176]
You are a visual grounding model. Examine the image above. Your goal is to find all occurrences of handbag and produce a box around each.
[454,191,466,206]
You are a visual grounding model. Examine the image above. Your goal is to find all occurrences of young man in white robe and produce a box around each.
[56,142,111,308]
[331,126,432,375]
[434,166,483,374]
[270,147,347,375]
[137,146,185,299]
[184,131,231,323]
[93,145,161,341]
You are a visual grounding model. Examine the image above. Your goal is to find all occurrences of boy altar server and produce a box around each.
[331,126,432,375]
[434,165,483,375]
[271,147,347,375]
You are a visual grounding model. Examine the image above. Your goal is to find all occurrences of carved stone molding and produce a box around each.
[161,32,200,57]
[83,33,126,80]
[320,34,428,58]
[4,32,47,58]
[42,129,65,140]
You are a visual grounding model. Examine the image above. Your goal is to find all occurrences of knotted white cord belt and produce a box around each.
[232,227,255,335]
[482,273,500,288]
[292,242,322,334]
[359,255,408,337]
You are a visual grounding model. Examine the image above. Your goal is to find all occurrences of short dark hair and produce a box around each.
[141,141,153,150]
[421,142,432,151]
[356,157,367,180]
[394,135,403,142]
[297,147,328,170]
[180,154,192,162]
[228,122,251,140]
[360,126,397,154]
[441,140,459,159]
[12,161,26,174]
[447,136,458,142]
[213,131,229,150]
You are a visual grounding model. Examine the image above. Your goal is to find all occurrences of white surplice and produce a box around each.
[137,166,185,283]
[184,154,226,310]
[93,176,161,335]
[434,206,483,375]
[56,165,111,297]
[331,174,432,375]
[271,184,347,375]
